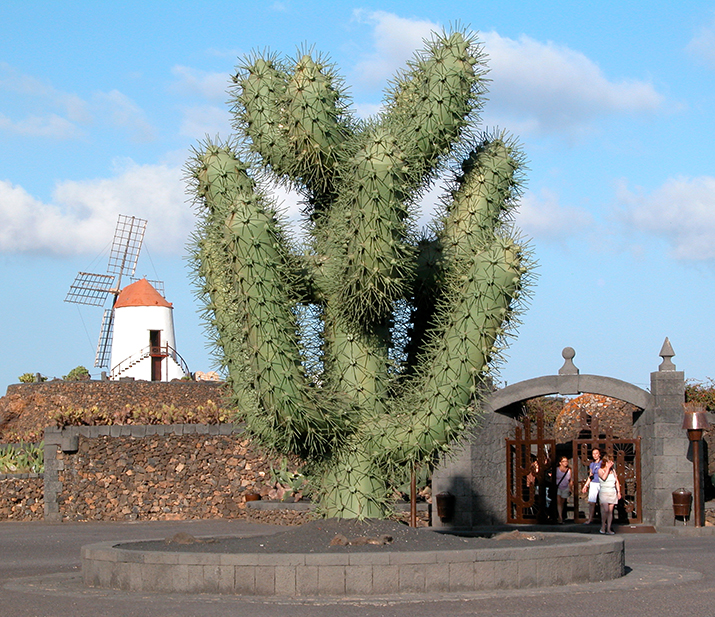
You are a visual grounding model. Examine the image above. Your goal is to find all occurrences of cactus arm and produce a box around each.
[376,136,530,463]
[187,143,259,411]
[383,31,487,186]
[232,56,291,176]
[189,144,352,458]
[321,308,392,413]
[319,32,486,328]
[281,53,353,205]
[387,241,525,458]
[441,137,524,256]
[319,128,415,326]
[234,52,354,212]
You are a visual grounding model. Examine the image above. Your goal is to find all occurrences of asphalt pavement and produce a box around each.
[1,519,713,617]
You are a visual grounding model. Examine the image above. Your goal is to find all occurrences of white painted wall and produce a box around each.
[110,305,186,381]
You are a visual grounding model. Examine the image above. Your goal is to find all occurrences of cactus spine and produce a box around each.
[188,30,533,518]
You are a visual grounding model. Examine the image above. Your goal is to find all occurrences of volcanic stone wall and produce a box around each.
[0,473,43,520]
[0,380,228,443]
[2,380,226,410]
[44,424,308,524]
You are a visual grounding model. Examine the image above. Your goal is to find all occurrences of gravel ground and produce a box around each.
[116,518,586,554]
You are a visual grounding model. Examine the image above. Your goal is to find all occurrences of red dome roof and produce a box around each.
[114,279,172,309]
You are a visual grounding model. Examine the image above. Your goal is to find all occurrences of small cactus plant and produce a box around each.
[187,29,533,518]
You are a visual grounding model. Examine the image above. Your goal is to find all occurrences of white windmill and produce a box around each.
[64,214,189,381]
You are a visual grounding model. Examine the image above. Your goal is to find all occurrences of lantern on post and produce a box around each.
[682,402,710,527]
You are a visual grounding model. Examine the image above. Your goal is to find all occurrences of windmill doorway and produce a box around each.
[506,401,642,525]
[149,330,163,381]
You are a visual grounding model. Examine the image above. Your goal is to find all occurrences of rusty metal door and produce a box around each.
[571,431,642,524]
[507,410,642,525]
[506,414,555,524]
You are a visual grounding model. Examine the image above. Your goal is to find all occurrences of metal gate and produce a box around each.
[571,415,642,524]
[507,410,641,525]
[506,413,555,524]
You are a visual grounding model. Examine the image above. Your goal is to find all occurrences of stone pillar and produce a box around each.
[43,427,63,522]
[635,338,688,527]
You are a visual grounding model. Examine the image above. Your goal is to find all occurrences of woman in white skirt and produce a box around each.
[598,454,621,535]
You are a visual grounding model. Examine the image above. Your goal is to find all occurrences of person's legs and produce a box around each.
[586,482,599,523]
[599,501,609,533]
[587,500,596,523]
[557,495,565,522]
[605,503,615,533]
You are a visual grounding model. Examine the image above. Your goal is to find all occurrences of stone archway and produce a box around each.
[485,348,653,417]
[432,341,689,529]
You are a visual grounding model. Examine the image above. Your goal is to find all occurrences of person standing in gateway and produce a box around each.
[581,447,602,524]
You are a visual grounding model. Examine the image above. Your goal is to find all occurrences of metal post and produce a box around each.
[691,434,704,527]
[683,403,709,528]
[410,468,417,528]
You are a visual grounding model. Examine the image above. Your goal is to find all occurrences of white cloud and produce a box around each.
[179,105,232,140]
[351,10,439,88]
[0,63,156,141]
[687,18,715,68]
[269,182,304,223]
[0,62,91,123]
[346,15,663,137]
[481,32,663,138]
[617,176,715,260]
[170,66,231,101]
[0,112,84,138]
[0,162,192,256]
[516,189,594,241]
[93,90,156,142]
[353,102,383,120]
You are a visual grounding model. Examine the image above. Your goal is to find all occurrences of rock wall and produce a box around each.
[44,424,307,524]
[0,474,43,520]
[0,380,228,442]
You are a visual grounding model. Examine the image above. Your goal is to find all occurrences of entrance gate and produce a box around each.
[507,410,642,525]
[506,413,554,524]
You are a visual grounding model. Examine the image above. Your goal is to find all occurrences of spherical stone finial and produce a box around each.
[559,347,579,375]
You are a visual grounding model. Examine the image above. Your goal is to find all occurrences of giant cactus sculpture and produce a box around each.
[187,29,533,518]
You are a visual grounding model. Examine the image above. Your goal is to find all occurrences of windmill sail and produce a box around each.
[65,214,157,370]
[65,272,115,306]
[95,308,114,368]
[108,215,146,284]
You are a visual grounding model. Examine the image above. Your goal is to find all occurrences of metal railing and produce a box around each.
[110,344,190,381]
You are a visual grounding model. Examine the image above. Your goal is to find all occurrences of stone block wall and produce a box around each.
[432,412,517,529]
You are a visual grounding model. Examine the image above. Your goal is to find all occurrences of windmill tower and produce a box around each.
[64,214,189,381]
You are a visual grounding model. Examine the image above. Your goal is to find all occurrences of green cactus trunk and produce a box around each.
[187,30,533,519]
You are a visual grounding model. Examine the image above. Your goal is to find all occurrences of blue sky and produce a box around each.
[2,1,715,393]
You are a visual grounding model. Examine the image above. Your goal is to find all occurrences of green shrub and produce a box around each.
[685,379,715,411]
[0,442,44,474]
[18,373,45,383]
[63,366,90,381]
[51,400,233,427]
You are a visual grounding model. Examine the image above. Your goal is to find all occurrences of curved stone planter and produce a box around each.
[82,533,623,596]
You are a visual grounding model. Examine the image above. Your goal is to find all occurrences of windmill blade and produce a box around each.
[108,215,147,282]
[65,272,116,306]
[95,308,114,368]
